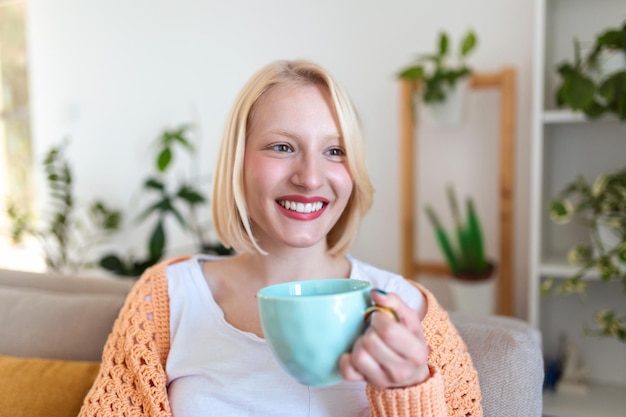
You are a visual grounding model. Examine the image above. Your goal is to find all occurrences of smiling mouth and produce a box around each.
[278,200,325,213]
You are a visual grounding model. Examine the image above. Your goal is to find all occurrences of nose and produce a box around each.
[291,154,323,190]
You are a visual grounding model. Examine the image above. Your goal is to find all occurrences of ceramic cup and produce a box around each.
[257,278,374,387]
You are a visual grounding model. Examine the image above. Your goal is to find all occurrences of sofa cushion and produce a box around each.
[0,268,135,295]
[450,313,544,417]
[0,284,128,361]
[0,355,99,417]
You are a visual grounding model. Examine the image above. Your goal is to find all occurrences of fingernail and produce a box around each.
[374,288,387,295]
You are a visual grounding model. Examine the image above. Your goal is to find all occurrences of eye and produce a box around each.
[325,147,346,157]
[270,143,293,153]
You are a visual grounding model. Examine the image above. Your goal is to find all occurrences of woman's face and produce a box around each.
[243,82,353,252]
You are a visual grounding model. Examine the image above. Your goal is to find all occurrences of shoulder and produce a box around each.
[348,255,410,291]
[139,255,193,285]
[348,256,424,311]
[126,255,195,307]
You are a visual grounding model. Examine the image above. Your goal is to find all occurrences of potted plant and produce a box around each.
[397,29,478,127]
[99,124,233,277]
[6,141,122,274]
[545,167,626,342]
[554,20,626,121]
[425,185,496,315]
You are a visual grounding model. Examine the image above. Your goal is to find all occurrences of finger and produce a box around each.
[351,328,429,387]
[369,320,428,373]
[346,336,391,387]
[339,352,365,382]
[370,290,422,333]
[368,291,430,364]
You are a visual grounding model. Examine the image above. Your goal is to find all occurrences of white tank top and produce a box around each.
[166,254,424,417]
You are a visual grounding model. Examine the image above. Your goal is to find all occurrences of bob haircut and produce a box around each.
[212,59,374,256]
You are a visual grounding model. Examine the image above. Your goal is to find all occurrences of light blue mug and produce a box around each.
[257,279,373,387]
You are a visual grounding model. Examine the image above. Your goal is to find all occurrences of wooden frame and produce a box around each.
[399,67,516,316]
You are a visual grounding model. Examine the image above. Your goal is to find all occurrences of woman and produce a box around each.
[79,60,482,417]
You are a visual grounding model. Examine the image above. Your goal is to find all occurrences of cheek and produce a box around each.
[329,165,354,198]
[244,155,285,199]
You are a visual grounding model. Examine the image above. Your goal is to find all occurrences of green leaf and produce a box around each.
[562,73,596,110]
[398,66,424,80]
[149,221,166,260]
[157,148,172,172]
[446,186,471,270]
[461,30,477,57]
[599,71,626,120]
[425,205,459,274]
[549,199,574,224]
[540,278,554,296]
[597,29,625,49]
[99,254,126,274]
[89,200,122,231]
[172,125,193,150]
[466,198,487,272]
[177,185,206,204]
[438,32,449,57]
[144,177,165,191]
[167,203,187,228]
[136,200,166,223]
[567,244,592,265]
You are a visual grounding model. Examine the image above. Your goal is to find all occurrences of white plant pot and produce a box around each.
[449,273,496,317]
[421,78,469,129]
[450,262,497,316]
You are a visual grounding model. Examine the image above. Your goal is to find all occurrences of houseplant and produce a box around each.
[425,185,496,314]
[554,20,626,121]
[545,167,626,342]
[99,124,233,277]
[6,141,122,274]
[397,29,478,127]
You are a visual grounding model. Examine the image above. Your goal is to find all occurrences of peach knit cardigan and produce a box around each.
[79,257,482,417]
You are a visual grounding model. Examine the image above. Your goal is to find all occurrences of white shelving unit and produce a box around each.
[529,0,626,416]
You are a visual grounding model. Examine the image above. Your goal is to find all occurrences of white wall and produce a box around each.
[25,0,534,318]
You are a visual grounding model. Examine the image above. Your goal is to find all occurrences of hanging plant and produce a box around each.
[397,29,478,105]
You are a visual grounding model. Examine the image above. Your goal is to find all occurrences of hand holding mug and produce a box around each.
[339,289,431,388]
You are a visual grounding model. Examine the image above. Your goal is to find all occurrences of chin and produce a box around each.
[281,235,326,249]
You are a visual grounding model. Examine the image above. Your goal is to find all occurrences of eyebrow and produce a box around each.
[267,129,301,141]
[267,129,343,142]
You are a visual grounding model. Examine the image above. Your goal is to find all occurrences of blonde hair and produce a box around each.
[212,60,373,256]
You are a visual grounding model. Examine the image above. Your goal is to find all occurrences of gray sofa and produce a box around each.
[0,267,543,416]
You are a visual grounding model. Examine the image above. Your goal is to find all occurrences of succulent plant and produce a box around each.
[425,185,490,278]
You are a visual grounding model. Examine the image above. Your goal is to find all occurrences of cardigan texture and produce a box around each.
[79,257,482,417]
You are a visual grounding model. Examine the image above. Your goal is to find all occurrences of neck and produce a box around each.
[237,246,351,286]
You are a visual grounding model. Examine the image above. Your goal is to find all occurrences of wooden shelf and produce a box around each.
[398,68,517,317]
[529,0,626,407]
[539,258,601,281]
[542,110,587,124]
[542,110,621,125]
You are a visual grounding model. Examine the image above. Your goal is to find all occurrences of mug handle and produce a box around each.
[363,305,398,322]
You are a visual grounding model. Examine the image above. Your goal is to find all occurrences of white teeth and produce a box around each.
[280,200,324,213]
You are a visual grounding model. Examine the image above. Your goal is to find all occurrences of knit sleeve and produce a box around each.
[78,261,176,417]
[366,282,483,417]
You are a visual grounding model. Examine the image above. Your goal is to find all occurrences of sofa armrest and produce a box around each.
[450,313,544,417]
